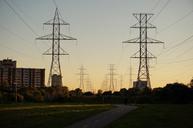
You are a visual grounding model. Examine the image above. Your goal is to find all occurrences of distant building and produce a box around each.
[0,58,45,87]
[0,58,16,68]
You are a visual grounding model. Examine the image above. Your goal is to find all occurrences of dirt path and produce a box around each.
[66,105,137,128]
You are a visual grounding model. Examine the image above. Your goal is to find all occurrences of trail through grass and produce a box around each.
[0,103,111,128]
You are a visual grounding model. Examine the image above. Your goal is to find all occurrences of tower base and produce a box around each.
[51,74,62,87]
[133,80,147,89]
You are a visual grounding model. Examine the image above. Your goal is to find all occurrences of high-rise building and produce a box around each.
[0,58,16,69]
[0,58,45,87]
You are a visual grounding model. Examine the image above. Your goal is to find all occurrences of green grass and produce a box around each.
[107,104,193,128]
[0,103,111,128]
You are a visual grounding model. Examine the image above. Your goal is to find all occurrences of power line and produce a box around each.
[158,9,193,34]
[150,0,161,12]
[158,57,193,65]
[10,0,40,30]
[52,0,58,8]
[0,42,37,60]
[158,33,193,57]
[0,25,26,42]
[5,0,49,49]
[152,0,171,22]
[176,44,193,58]
[0,24,44,59]
[3,0,38,36]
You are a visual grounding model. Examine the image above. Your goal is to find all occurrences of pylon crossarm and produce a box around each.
[147,51,156,59]
[131,56,156,59]
[44,19,70,25]
[43,47,69,55]
[133,13,154,16]
[131,23,156,28]
[60,47,69,55]
[43,53,69,55]
[60,34,77,40]
[130,51,140,58]
[122,37,139,43]
[36,34,77,40]
[36,34,52,40]
[147,37,164,44]
[42,47,52,55]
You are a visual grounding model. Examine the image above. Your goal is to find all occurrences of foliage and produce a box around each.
[0,81,193,104]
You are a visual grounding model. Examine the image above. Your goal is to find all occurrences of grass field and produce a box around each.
[0,103,111,128]
[106,104,193,128]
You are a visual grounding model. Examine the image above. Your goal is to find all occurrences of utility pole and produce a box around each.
[123,13,164,89]
[77,65,87,92]
[36,8,77,87]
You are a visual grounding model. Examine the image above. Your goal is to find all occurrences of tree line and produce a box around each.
[0,80,193,104]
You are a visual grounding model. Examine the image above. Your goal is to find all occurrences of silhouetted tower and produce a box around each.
[77,65,87,92]
[129,60,133,88]
[108,64,116,91]
[86,75,92,92]
[123,13,164,88]
[119,75,123,89]
[36,8,77,87]
[101,74,108,91]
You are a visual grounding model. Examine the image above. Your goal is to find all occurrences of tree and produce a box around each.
[163,83,191,103]
[97,89,103,96]
[21,86,44,102]
[120,88,128,96]
[189,78,193,87]
[103,91,112,96]
[74,88,83,97]
[83,91,94,96]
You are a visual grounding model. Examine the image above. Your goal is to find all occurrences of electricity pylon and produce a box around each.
[77,65,87,92]
[36,8,77,87]
[123,13,164,88]
[108,64,116,91]
[101,74,108,91]
[86,75,92,92]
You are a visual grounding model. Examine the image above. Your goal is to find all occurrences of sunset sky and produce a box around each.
[0,0,193,91]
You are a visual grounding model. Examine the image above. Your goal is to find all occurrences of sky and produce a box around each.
[0,0,193,91]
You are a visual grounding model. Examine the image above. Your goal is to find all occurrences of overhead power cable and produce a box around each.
[4,0,38,36]
[159,57,193,65]
[150,0,161,12]
[158,33,193,57]
[152,0,171,22]
[177,43,193,58]
[52,0,58,8]
[159,9,193,34]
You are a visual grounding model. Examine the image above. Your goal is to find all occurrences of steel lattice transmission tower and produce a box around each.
[123,13,164,88]
[108,64,116,91]
[77,65,87,92]
[36,8,77,87]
